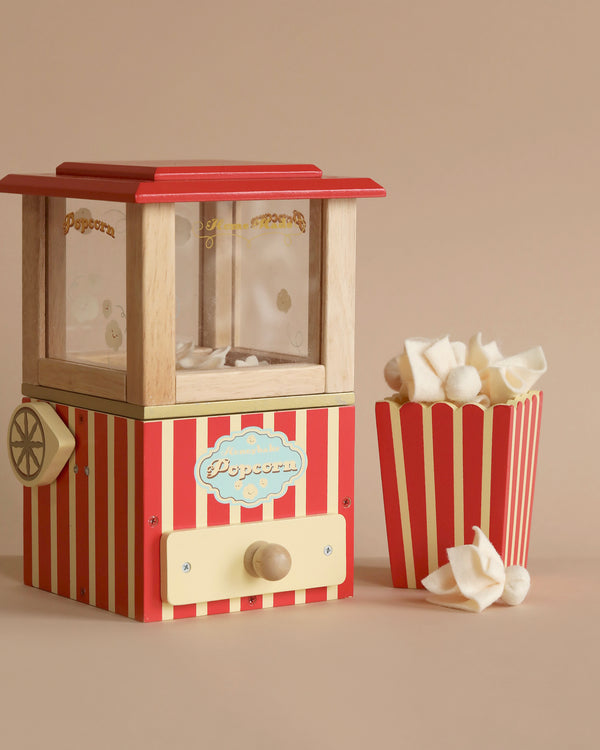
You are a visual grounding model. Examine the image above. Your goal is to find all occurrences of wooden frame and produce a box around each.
[38,196,129,402]
[126,203,176,406]
[201,201,233,348]
[321,199,357,393]
[22,194,358,406]
[176,363,325,403]
[38,358,126,401]
[22,195,46,384]
[307,199,322,364]
[45,197,66,360]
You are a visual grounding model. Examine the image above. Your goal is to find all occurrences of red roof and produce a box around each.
[0,160,386,202]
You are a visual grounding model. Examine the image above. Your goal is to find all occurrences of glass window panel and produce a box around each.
[233,199,312,359]
[48,198,127,370]
[177,199,321,371]
[175,202,201,353]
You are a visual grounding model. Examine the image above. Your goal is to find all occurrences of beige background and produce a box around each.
[0,2,597,748]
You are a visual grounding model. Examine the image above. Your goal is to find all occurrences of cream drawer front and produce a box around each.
[161,514,347,606]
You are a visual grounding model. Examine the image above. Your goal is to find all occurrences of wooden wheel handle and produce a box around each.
[7,402,75,487]
[244,541,292,581]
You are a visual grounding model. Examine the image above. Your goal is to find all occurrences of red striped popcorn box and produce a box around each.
[375,391,543,588]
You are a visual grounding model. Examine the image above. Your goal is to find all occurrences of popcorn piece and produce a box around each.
[405,338,445,402]
[178,346,230,370]
[450,340,467,367]
[235,355,269,367]
[422,526,531,612]
[384,356,403,391]
[487,346,548,404]
[444,365,482,405]
[424,336,457,381]
[397,352,413,388]
[466,332,503,372]
[501,566,531,606]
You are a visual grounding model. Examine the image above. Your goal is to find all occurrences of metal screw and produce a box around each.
[324,545,333,556]
[342,497,352,508]
[73,464,79,474]
[148,515,159,527]
[182,562,191,573]
[84,466,90,477]
[248,596,256,606]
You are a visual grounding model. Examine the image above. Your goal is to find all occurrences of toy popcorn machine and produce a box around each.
[1,160,385,621]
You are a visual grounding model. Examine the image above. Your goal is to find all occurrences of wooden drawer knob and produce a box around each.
[244,541,292,581]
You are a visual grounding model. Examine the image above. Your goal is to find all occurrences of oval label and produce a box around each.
[194,427,307,508]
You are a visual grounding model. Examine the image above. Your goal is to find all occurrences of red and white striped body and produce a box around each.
[23,401,355,621]
[375,392,543,588]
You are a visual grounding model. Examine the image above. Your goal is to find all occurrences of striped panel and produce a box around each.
[23,486,32,586]
[292,408,308,605]
[144,405,350,620]
[272,409,297,608]
[114,416,130,617]
[240,412,264,613]
[488,404,514,560]
[88,411,96,606]
[336,405,355,600]
[172,418,198,620]
[375,393,543,588]
[22,402,353,621]
[462,406,484,540]
[431,403,454,566]
[22,399,32,587]
[160,420,174,621]
[376,401,411,587]
[23,404,139,618]
[522,392,543,567]
[140,420,163,622]
[74,409,90,604]
[399,403,428,587]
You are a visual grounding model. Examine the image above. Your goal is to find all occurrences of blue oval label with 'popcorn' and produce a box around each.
[194,427,307,508]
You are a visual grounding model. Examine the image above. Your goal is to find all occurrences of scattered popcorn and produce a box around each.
[422,526,531,612]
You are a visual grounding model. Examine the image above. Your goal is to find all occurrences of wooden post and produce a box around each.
[321,199,357,393]
[202,201,233,349]
[126,203,176,405]
[307,199,323,364]
[22,195,46,384]
[45,197,66,361]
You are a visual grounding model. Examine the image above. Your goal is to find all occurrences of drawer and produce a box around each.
[161,514,346,606]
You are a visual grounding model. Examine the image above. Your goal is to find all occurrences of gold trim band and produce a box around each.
[22,383,355,420]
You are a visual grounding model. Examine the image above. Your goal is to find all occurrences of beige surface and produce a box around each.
[0,555,597,750]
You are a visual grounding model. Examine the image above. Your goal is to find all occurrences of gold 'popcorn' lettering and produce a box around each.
[63,212,115,239]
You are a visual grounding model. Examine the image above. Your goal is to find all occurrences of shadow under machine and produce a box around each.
[0,160,385,621]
